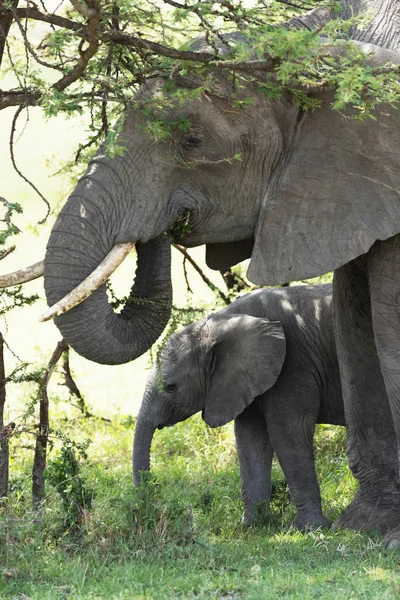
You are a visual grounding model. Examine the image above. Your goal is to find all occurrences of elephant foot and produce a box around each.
[242,500,270,527]
[382,527,400,550]
[333,494,400,534]
[292,513,332,531]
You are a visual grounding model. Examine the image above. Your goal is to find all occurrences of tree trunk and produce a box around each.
[0,332,8,500]
[32,339,67,506]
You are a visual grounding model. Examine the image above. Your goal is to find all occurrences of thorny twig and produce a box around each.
[0,245,16,261]
[9,106,50,223]
[173,244,230,305]
[61,346,111,422]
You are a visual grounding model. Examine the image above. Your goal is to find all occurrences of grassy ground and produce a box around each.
[1,411,400,600]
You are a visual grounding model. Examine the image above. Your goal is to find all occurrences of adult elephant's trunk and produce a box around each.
[44,159,172,365]
[133,400,157,487]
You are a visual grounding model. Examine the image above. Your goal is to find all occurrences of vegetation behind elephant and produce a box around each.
[133,284,345,529]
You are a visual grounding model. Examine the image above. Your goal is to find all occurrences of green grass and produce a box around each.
[1,414,400,600]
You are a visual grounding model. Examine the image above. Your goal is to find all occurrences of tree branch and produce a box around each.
[0,332,9,500]
[9,106,50,223]
[173,244,230,305]
[32,339,68,506]
[0,6,86,35]
[0,0,18,69]
[53,0,101,92]
[61,346,111,422]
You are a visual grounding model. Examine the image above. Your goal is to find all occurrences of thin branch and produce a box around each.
[9,106,50,223]
[0,332,9,500]
[102,29,217,62]
[12,9,64,71]
[32,339,68,506]
[53,0,101,92]
[61,346,111,422]
[173,244,230,305]
[0,245,16,261]
[220,267,250,293]
[182,254,193,294]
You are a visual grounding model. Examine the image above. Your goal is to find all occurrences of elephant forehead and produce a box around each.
[161,319,209,365]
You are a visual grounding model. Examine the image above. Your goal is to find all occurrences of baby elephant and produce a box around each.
[133,284,344,529]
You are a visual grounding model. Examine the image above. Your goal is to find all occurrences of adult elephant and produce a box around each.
[3,0,400,539]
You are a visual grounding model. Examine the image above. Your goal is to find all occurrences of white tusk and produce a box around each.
[39,241,136,323]
[0,261,44,288]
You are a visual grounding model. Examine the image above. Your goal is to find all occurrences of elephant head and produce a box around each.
[132,313,286,486]
[42,35,400,365]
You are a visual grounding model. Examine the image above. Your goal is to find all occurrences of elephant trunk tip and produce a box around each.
[132,415,156,487]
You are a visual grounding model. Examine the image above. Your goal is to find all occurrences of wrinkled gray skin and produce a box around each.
[133,284,345,529]
[44,1,400,541]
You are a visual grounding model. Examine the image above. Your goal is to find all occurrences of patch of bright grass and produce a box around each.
[2,413,400,599]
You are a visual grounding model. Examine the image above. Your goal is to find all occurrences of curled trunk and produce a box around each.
[45,228,172,365]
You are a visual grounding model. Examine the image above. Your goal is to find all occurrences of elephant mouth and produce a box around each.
[168,210,192,244]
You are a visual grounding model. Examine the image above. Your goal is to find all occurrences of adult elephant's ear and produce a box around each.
[202,315,286,428]
[248,44,400,286]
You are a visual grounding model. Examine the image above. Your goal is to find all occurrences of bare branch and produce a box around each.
[9,106,50,223]
[12,9,64,71]
[0,245,16,261]
[102,29,216,62]
[32,339,68,505]
[173,244,230,305]
[0,260,44,288]
[61,346,111,421]
[0,89,40,110]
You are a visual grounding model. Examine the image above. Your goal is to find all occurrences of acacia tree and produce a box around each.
[2,0,399,168]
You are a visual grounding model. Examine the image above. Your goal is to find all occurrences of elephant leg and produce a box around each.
[264,396,330,530]
[234,402,273,526]
[368,235,400,543]
[333,255,400,534]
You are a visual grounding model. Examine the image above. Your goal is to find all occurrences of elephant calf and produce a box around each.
[133,284,345,529]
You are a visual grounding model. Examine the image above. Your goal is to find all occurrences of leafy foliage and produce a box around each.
[46,441,94,530]
[2,0,399,174]
[0,201,39,315]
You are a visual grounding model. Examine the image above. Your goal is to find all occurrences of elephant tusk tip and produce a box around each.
[39,306,61,322]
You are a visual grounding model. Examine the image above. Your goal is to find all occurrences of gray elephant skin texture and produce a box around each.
[133,284,345,530]
[43,1,400,538]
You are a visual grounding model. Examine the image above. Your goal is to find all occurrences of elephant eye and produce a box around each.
[182,134,203,151]
[164,383,177,393]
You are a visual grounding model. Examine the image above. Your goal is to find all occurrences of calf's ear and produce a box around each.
[202,315,286,428]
